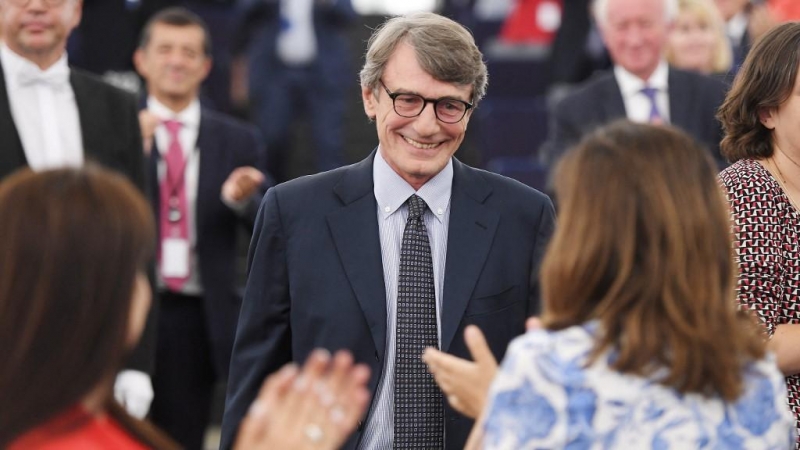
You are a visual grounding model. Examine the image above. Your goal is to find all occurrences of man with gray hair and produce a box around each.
[540,0,727,168]
[221,12,555,450]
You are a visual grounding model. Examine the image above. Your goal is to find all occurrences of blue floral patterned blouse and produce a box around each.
[482,322,795,449]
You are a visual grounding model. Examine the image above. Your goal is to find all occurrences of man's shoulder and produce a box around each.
[201,107,261,139]
[565,71,616,99]
[455,161,551,207]
[668,66,726,93]
[70,68,136,100]
[553,70,616,112]
[272,160,366,199]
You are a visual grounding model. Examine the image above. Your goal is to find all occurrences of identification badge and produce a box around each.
[161,238,190,277]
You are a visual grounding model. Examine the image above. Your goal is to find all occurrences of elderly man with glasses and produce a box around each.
[0,0,154,419]
[221,12,556,450]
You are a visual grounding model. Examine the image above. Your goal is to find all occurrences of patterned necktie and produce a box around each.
[159,119,190,290]
[394,194,443,449]
[640,86,664,124]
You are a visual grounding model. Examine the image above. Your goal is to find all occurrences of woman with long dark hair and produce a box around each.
[0,166,369,449]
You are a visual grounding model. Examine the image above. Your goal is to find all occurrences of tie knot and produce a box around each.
[641,86,658,100]
[163,119,182,136]
[406,194,427,219]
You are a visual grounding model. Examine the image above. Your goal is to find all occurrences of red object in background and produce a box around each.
[500,0,563,45]
[769,0,800,21]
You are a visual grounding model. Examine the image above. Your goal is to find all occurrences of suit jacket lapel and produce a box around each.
[602,74,627,120]
[148,151,160,236]
[0,60,27,178]
[195,110,217,243]
[71,72,103,163]
[327,152,388,359]
[441,160,499,352]
[667,68,692,131]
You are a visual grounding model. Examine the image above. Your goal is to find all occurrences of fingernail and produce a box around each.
[248,400,267,419]
[312,348,331,363]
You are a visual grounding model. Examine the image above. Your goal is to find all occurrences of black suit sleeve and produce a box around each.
[119,89,157,375]
[528,195,556,316]
[220,188,292,450]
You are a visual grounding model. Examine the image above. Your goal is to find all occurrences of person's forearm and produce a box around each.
[770,323,800,375]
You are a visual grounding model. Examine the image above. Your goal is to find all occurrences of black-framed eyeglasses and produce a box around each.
[380,80,473,124]
[6,0,68,6]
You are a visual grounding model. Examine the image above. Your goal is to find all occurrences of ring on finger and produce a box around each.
[304,423,324,443]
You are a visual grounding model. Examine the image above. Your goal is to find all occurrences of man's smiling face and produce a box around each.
[362,41,472,190]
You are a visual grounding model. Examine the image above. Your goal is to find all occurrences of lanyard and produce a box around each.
[158,138,198,223]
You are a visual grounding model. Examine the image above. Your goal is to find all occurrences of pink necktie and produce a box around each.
[159,119,190,291]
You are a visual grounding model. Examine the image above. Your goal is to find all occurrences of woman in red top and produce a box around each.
[0,166,370,450]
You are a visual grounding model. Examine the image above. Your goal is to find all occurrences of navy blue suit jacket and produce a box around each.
[234,0,355,91]
[147,106,265,376]
[221,152,556,449]
[540,66,727,168]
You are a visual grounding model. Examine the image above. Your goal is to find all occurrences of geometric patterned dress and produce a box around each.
[720,158,800,446]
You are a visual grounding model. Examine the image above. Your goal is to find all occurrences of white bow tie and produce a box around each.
[18,64,70,89]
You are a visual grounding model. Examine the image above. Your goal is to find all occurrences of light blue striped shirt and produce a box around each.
[359,149,453,449]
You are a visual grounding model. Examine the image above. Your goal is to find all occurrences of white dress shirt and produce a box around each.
[148,96,204,296]
[614,60,670,124]
[277,0,317,65]
[0,44,83,170]
[726,12,748,45]
[359,149,453,449]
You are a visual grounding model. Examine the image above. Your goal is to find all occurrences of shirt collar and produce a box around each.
[727,12,748,42]
[146,95,201,130]
[373,148,453,223]
[614,60,669,96]
[0,43,69,86]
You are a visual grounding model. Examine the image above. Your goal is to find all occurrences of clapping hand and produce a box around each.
[423,325,498,419]
[221,166,265,203]
[234,349,371,450]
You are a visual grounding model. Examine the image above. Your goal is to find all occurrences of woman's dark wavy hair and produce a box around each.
[542,120,765,401]
[0,166,164,447]
[718,22,800,162]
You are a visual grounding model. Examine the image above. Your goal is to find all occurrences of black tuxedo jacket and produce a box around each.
[146,106,265,376]
[540,66,727,168]
[0,62,154,372]
[220,152,556,449]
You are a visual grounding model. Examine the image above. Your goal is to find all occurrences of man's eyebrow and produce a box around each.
[391,86,470,102]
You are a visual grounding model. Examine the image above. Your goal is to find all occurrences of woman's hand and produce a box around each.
[234,349,371,450]
[423,325,498,419]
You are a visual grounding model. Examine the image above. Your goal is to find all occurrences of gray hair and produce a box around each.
[593,0,678,26]
[359,12,488,106]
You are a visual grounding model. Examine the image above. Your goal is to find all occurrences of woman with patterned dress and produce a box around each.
[718,22,800,447]
[426,120,795,449]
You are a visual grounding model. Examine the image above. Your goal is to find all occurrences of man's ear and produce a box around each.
[362,85,377,120]
[133,49,147,78]
[200,57,213,82]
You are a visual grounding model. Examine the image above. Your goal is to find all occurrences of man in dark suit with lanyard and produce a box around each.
[134,7,267,449]
[0,0,155,418]
[222,12,556,450]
